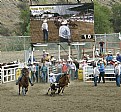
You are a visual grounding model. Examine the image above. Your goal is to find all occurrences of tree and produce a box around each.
[94,2,113,34]
[18,2,30,36]
[111,3,121,33]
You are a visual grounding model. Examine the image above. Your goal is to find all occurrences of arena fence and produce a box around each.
[83,65,115,82]
[0,64,19,84]
[95,33,121,55]
[0,33,120,63]
[0,63,117,84]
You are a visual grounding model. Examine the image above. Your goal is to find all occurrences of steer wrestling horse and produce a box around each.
[18,67,30,96]
[46,73,70,96]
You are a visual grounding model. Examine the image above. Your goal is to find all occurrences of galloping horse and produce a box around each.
[47,74,70,96]
[58,74,70,95]
[18,67,29,95]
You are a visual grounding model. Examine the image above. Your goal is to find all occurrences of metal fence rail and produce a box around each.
[83,65,115,82]
[1,64,19,84]
[0,68,2,84]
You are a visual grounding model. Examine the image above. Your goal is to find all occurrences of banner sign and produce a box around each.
[30,3,94,43]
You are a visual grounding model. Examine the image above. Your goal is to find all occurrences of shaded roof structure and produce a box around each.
[68,3,94,14]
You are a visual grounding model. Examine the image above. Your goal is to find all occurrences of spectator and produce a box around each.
[62,62,68,74]
[95,49,99,57]
[99,39,105,54]
[68,60,76,80]
[116,52,121,62]
[40,63,48,83]
[106,52,113,65]
[29,63,36,83]
[93,64,100,86]
[114,61,120,87]
[57,60,63,74]
[98,61,105,83]
[73,59,79,79]
[28,56,35,64]
[45,52,50,62]
[35,63,39,83]
[42,50,46,59]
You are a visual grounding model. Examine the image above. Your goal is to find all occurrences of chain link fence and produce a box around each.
[95,33,121,55]
[0,33,120,63]
[0,36,31,63]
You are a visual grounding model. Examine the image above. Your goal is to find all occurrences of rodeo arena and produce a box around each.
[1,3,121,112]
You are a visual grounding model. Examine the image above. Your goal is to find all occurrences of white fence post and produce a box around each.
[1,64,19,84]
[0,68,2,84]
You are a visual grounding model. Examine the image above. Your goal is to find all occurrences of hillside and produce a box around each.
[0,0,121,36]
[0,0,21,36]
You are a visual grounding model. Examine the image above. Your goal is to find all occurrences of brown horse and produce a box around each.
[58,74,70,95]
[47,74,70,96]
[18,67,29,95]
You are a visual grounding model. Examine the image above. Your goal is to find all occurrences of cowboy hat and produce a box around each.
[61,20,67,25]
[43,19,47,23]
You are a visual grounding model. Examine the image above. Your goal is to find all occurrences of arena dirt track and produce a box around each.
[1,81,121,112]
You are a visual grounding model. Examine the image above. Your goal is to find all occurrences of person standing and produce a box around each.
[99,39,105,54]
[116,52,121,62]
[114,61,120,87]
[106,52,113,65]
[28,56,35,64]
[73,59,79,79]
[29,63,36,83]
[59,20,71,43]
[41,19,48,43]
[98,61,105,83]
[40,63,48,83]
[68,61,76,80]
[57,60,63,74]
[95,49,99,58]
[93,64,100,86]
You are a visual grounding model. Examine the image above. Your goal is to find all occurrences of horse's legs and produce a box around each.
[61,86,65,95]
[46,87,51,95]
[25,87,28,93]
[58,87,62,94]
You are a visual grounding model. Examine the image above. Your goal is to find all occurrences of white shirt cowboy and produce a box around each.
[93,66,100,77]
[114,63,121,76]
[59,22,70,39]
[49,72,56,83]
[42,20,48,31]
[69,62,76,71]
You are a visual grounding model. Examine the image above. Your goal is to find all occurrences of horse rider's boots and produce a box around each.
[31,83,34,86]
[16,81,18,85]
[16,77,22,85]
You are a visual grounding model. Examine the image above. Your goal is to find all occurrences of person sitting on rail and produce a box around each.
[106,51,113,65]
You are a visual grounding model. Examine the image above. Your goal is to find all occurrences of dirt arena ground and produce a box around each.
[1,81,121,112]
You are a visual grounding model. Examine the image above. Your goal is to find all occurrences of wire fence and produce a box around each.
[0,33,120,63]
[95,33,121,55]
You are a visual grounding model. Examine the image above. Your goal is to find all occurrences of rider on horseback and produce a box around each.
[16,66,34,86]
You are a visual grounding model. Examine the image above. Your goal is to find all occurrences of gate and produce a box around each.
[83,65,115,82]
[1,64,19,84]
